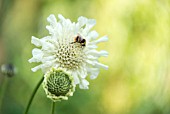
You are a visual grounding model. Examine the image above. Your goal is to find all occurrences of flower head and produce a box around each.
[43,67,75,101]
[29,14,108,89]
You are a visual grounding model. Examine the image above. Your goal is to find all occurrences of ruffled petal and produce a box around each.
[87,68,100,79]
[77,16,87,28]
[86,50,108,57]
[83,19,96,33]
[95,62,108,70]
[47,14,57,28]
[86,30,99,41]
[94,36,108,44]
[79,78,89,89]
[31,64,42,72]
[28,48,43,63]
[31,36,41,47]
[72,71,80,85]
[46,25,54,35]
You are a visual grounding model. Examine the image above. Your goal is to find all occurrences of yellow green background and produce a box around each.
[0,0,170,114]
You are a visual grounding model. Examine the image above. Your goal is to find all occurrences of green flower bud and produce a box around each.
[1,64,16,77]
[43,68,75,101]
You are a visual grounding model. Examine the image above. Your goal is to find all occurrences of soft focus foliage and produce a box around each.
[0,0,170,114]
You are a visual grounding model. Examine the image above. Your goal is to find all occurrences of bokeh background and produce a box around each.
[0,0,170,114]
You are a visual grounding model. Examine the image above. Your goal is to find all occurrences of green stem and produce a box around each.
[51,102,56,114]
[24,76,44,114]
[0,77,8,113]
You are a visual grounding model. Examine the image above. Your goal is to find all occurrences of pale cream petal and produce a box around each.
[95,62,109,70]
[79,78,89,89]
[31,36,42,47]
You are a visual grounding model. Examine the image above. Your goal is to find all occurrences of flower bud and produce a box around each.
[43,68,75,101]
[1,64,16,77]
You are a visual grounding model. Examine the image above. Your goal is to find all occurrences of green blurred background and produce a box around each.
[0,0,170,114]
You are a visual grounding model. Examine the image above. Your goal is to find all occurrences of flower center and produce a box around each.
[56,43,85,70]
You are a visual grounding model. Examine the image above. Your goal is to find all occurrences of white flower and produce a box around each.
[29,14,108,89]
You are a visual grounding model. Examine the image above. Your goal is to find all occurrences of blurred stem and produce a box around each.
[0,77,8,113]
[24,76,44,114]
[51,102,56,114]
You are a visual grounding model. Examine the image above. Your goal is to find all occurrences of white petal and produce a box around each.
[90,71,99,79]
[77,16,87,28]
[85,60,96,66]
[55,23,62,38]
[31,65,42,72]
[84,19,96,31]
[28,58,33,63]
[87,30,99,41]
[28,58,37,63]
[87,68,100,79]
[86,50,108,57]
[72,72,80,85]
[95,62,108,70]
[99,50,109,57]
[31,36,53,47]
[32,48,43,56]
[39,61,57,73]
[87,19,96,27]
[86,55,98,60]
[31,36,41,47]
[78,16,87,23]
[89,36,108,45]
[78,67,87,79]
[41,42,55,51]
[58,14,66,22]
[79,79,89,89]
[41,36,52,41]
[64,19,72,26]
[46,25,54,35]
[43,61,55,67]
[47,14,57,27]
[86,45,98,49]
[94,36,108,44]
[41,55,56,63]
[29,48,43,63]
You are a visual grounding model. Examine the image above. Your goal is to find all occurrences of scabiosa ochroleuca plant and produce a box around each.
[25,14,108,114]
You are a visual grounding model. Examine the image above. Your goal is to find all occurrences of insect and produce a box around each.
[71,35,86,47]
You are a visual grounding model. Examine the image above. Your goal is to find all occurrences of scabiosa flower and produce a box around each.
[29,14,108,89]
[43,67,75,101]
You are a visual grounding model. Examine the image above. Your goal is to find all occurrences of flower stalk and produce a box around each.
[51,102,55,114]
[24,76,44,114]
